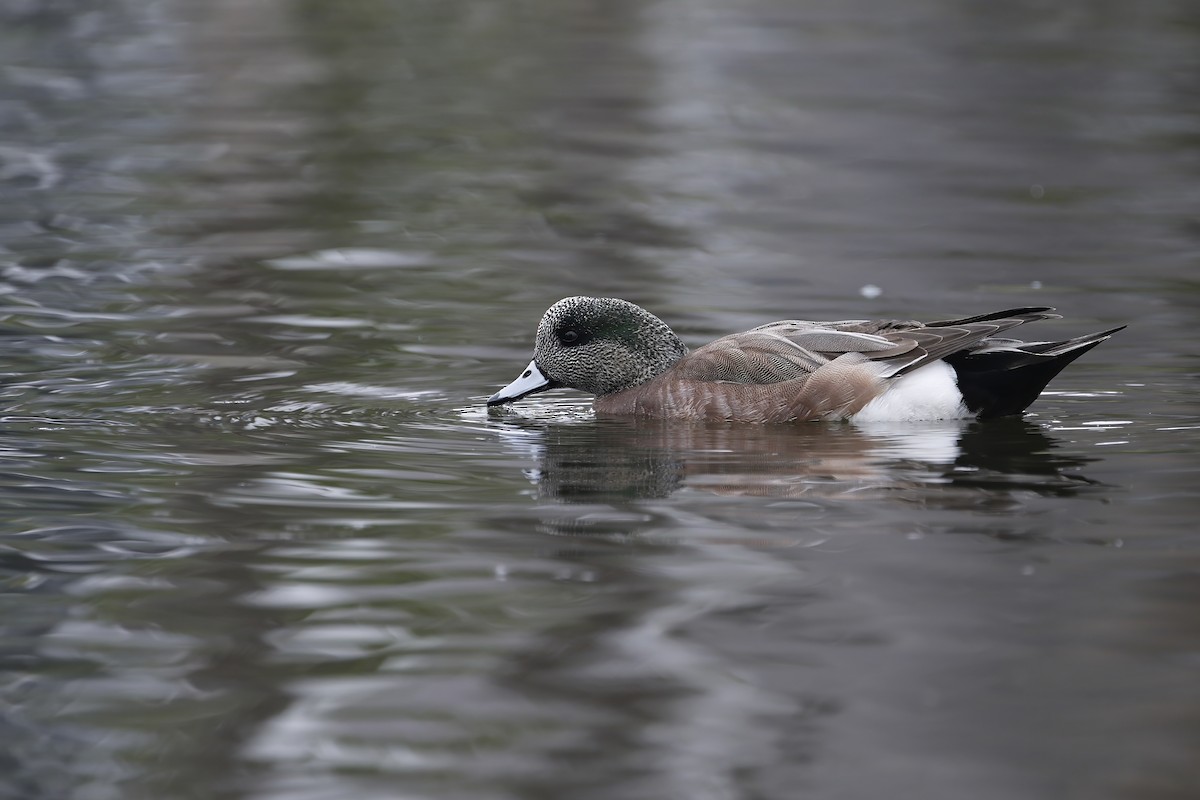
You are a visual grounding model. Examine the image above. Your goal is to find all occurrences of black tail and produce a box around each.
[945,326,1125,419]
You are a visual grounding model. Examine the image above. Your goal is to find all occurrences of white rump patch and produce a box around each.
[852,361,970,423]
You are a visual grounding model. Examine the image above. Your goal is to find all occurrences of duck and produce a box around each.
[486,296,1124,423]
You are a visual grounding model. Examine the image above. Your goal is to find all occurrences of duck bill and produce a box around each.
[487,360,559,406]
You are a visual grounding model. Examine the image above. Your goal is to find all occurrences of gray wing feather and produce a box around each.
[678,308,1063,385]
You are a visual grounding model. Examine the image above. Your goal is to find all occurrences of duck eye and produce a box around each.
[560,330,580,344]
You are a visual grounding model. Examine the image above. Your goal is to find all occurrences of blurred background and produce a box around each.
[0,1,1197,799]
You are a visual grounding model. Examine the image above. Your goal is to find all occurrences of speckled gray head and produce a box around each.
[487,296,689,406]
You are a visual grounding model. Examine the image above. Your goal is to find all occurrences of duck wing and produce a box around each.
[674,307,1061,384]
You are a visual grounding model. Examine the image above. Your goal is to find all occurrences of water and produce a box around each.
[1,1,1198,799]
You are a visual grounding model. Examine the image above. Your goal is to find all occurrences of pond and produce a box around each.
[1,1,1198,799]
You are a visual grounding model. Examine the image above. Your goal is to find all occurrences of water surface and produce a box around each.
[1,2,1198,799]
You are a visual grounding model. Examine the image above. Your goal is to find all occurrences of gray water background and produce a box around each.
[1,1,1198,799]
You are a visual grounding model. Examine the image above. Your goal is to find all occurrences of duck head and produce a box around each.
[487,296,689,406]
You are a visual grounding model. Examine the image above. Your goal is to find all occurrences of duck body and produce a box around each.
[487,297,1124,423]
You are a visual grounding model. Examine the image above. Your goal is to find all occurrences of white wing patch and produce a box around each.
[852,361,970,423]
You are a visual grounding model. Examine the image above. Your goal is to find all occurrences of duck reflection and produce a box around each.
[494,413,1100,504]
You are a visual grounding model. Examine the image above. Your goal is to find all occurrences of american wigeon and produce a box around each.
[487,297,1124,423]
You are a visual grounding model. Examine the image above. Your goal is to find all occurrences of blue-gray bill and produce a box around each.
[487,360,556,406]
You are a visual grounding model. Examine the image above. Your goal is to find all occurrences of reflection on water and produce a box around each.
[495,410,1101,508]
[0,0,1199,799]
